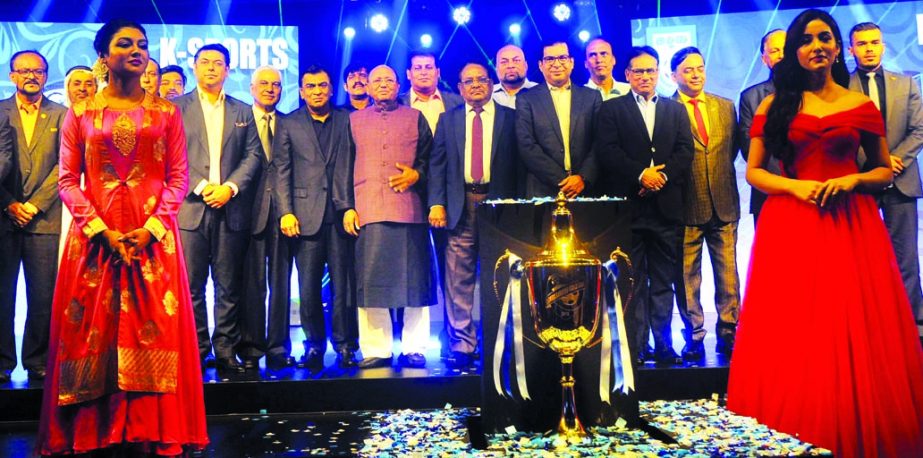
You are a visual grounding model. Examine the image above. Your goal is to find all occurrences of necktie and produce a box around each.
[689,99,709,146]
[260,113,273,160]
[866,72,880,111]
[471,106,484,183]
[21,102,37,115]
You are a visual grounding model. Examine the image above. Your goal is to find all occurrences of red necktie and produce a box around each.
[689,99,708,146]
[471,106,484,183]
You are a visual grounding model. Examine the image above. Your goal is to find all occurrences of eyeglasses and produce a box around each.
[461,77,491,87]
[13,68,46,77]
[541,55,572,64]
[628,68,658,76]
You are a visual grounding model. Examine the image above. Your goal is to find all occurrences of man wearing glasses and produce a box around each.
[596,46,694,367]
[174,43,263,374]
[274,65,360,371]
[427,62,517,368]
[515,39,602,198]
[0,50,67,382]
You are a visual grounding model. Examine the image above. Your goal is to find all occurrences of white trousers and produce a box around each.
[358,306,430,358]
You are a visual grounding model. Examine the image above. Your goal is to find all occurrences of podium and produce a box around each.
[477,198,638,434]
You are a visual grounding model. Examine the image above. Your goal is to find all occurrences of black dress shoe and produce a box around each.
[398,352,426,368]
[335,349,358,369]
[716,335,735,356]
[298,349,325,371]
[447,351,474,369]
[241,357,261,371]
[653,347,682,365]
[267,354,295,371]
[681,341,705,362]
[358,355,392,369]
[215,357,245,373]
[27,368,46,380]
[0,370,11,383]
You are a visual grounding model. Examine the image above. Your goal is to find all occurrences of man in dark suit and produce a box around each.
[237,65,292,371]
[848,22,923,329]
[596,46,694,365]
[173,44,263,374]
[669,47,741,361]
[0,50,67,382]
[516,39,602,198]
[275,65,359,371]
[428,62,517,368]
[739,29,785,225]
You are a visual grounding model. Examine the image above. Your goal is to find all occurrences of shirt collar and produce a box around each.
[252,104,276,120]
[493,78,536,94]
[547,82,572,92]
[410,89,442,104]
[197,87,226,105]
[633,90,657,104]
[677,91,706,105]
[466,100,495,114]
[860,66,883,78]
[16,93,42,111]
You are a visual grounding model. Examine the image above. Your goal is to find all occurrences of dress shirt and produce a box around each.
[252,104,276,158]
[310,113,336,224]
[491,79,538,109]
[585,78,632,101]
[633,90,662,182]
[678,91,710,138]
[16,94,41,148]
[410,89,446,134]
[548,83,573,172]
[465,101,495,184]
[194,88,238,196]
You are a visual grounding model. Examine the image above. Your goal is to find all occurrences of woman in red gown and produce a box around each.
[727,9,923,457]
[37,20,208,456]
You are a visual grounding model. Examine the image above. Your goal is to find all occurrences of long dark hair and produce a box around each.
[764,9,849,175]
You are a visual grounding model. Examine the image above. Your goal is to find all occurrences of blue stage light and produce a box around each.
[370,14,389,33]
[343,27,356,39]
[552,3,571,22]
[509,23,521,36]
[420,34,433,48]
[453,6,471,26]
[578,30,590,42]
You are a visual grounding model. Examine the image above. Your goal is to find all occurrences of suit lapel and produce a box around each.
[884,70,898,125]
[848,73,862,93]
[321,111,339,165]
[651,100,668,151]
[491,106,504,163]
[535,86,565,147]
[625,96,652,147]
[186,91,210,154]
[221,99,235,152]
[4,101,29,156]
[28,104,52,155]
[672,93,704,147]
[452,108,466,172]
[706,94,722,146]
[568,88,581,141]
[297,108,325,163]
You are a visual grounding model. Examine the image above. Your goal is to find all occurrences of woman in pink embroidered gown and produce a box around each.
[727,9,923,457]
[37,19,207,456]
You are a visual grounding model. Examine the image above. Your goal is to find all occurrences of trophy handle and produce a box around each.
[609,247,635,310]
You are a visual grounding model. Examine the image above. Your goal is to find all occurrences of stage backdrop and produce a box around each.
[631,2,923,101]
[0,21,301,113]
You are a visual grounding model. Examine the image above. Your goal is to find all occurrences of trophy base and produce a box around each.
[557,417,589,439]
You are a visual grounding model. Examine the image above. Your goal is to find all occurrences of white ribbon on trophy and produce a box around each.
[492,252,531,400]
[599,260,634,403]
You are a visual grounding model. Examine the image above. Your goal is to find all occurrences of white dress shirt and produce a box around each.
[193,88,239,196]
[492,79,539,109]
[585,78,632,101]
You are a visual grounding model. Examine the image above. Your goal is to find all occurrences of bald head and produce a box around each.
[496,44,528,88]
[369,65,399,103]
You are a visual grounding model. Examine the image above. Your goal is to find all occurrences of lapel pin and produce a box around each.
[41,113,47,119]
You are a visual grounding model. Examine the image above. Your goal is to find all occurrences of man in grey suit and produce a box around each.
[173,44,263,374]
[739,29,785,225]
[0,50,67,382]
[669,47,741,361]
[427,62,518,368]
[275,65,359,371]
[516,39,602,198]
[848,22,923,329]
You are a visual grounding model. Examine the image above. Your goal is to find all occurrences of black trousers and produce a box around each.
[291,223,358,353]
[0,231,57,372]
[180,208,249,360]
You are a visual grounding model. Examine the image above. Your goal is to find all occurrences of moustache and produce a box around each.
[352,82,366,88]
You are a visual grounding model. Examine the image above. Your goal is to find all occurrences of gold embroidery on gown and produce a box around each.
[112,112,137,157]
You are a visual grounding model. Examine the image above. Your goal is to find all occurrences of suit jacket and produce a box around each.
[515,83,602,197]
[849,70,923,198]
[671,92,741,225]
[399,89,465,113]
[595,94,694,223]
[428,102,518,230]
[249,109,285,235]
[274,107,355,237]
[173,89,263,232]
[0,96,66,235]
[0,113,12,191]
[738,79,780,214]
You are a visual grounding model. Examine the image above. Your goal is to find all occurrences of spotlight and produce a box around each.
[578,30,590,43]
[420,34,433,48]
[552,3,571,22]
[343,27,356,39]
[370,14,389,33]
[509,23,521,36]
[452,6,471,26]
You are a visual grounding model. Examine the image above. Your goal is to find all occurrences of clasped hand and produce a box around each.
[99,228,153,264]
[387,163,419,193]
[202,183,233,208]
[794,176,859,207]
[5,201,38,227]
[639,164,666,196]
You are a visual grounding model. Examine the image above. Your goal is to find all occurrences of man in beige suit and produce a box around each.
[669,47,741,361]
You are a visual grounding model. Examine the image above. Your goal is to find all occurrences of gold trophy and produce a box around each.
[495,192,606,439]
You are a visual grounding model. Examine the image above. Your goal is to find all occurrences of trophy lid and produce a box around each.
[533,192,598,267]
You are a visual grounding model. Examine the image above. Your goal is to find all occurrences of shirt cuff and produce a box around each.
[193,179,209,196]
[660,172,668,182]
[143,217,168,241]
[82,217,108,239]
[224,182,239,197]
